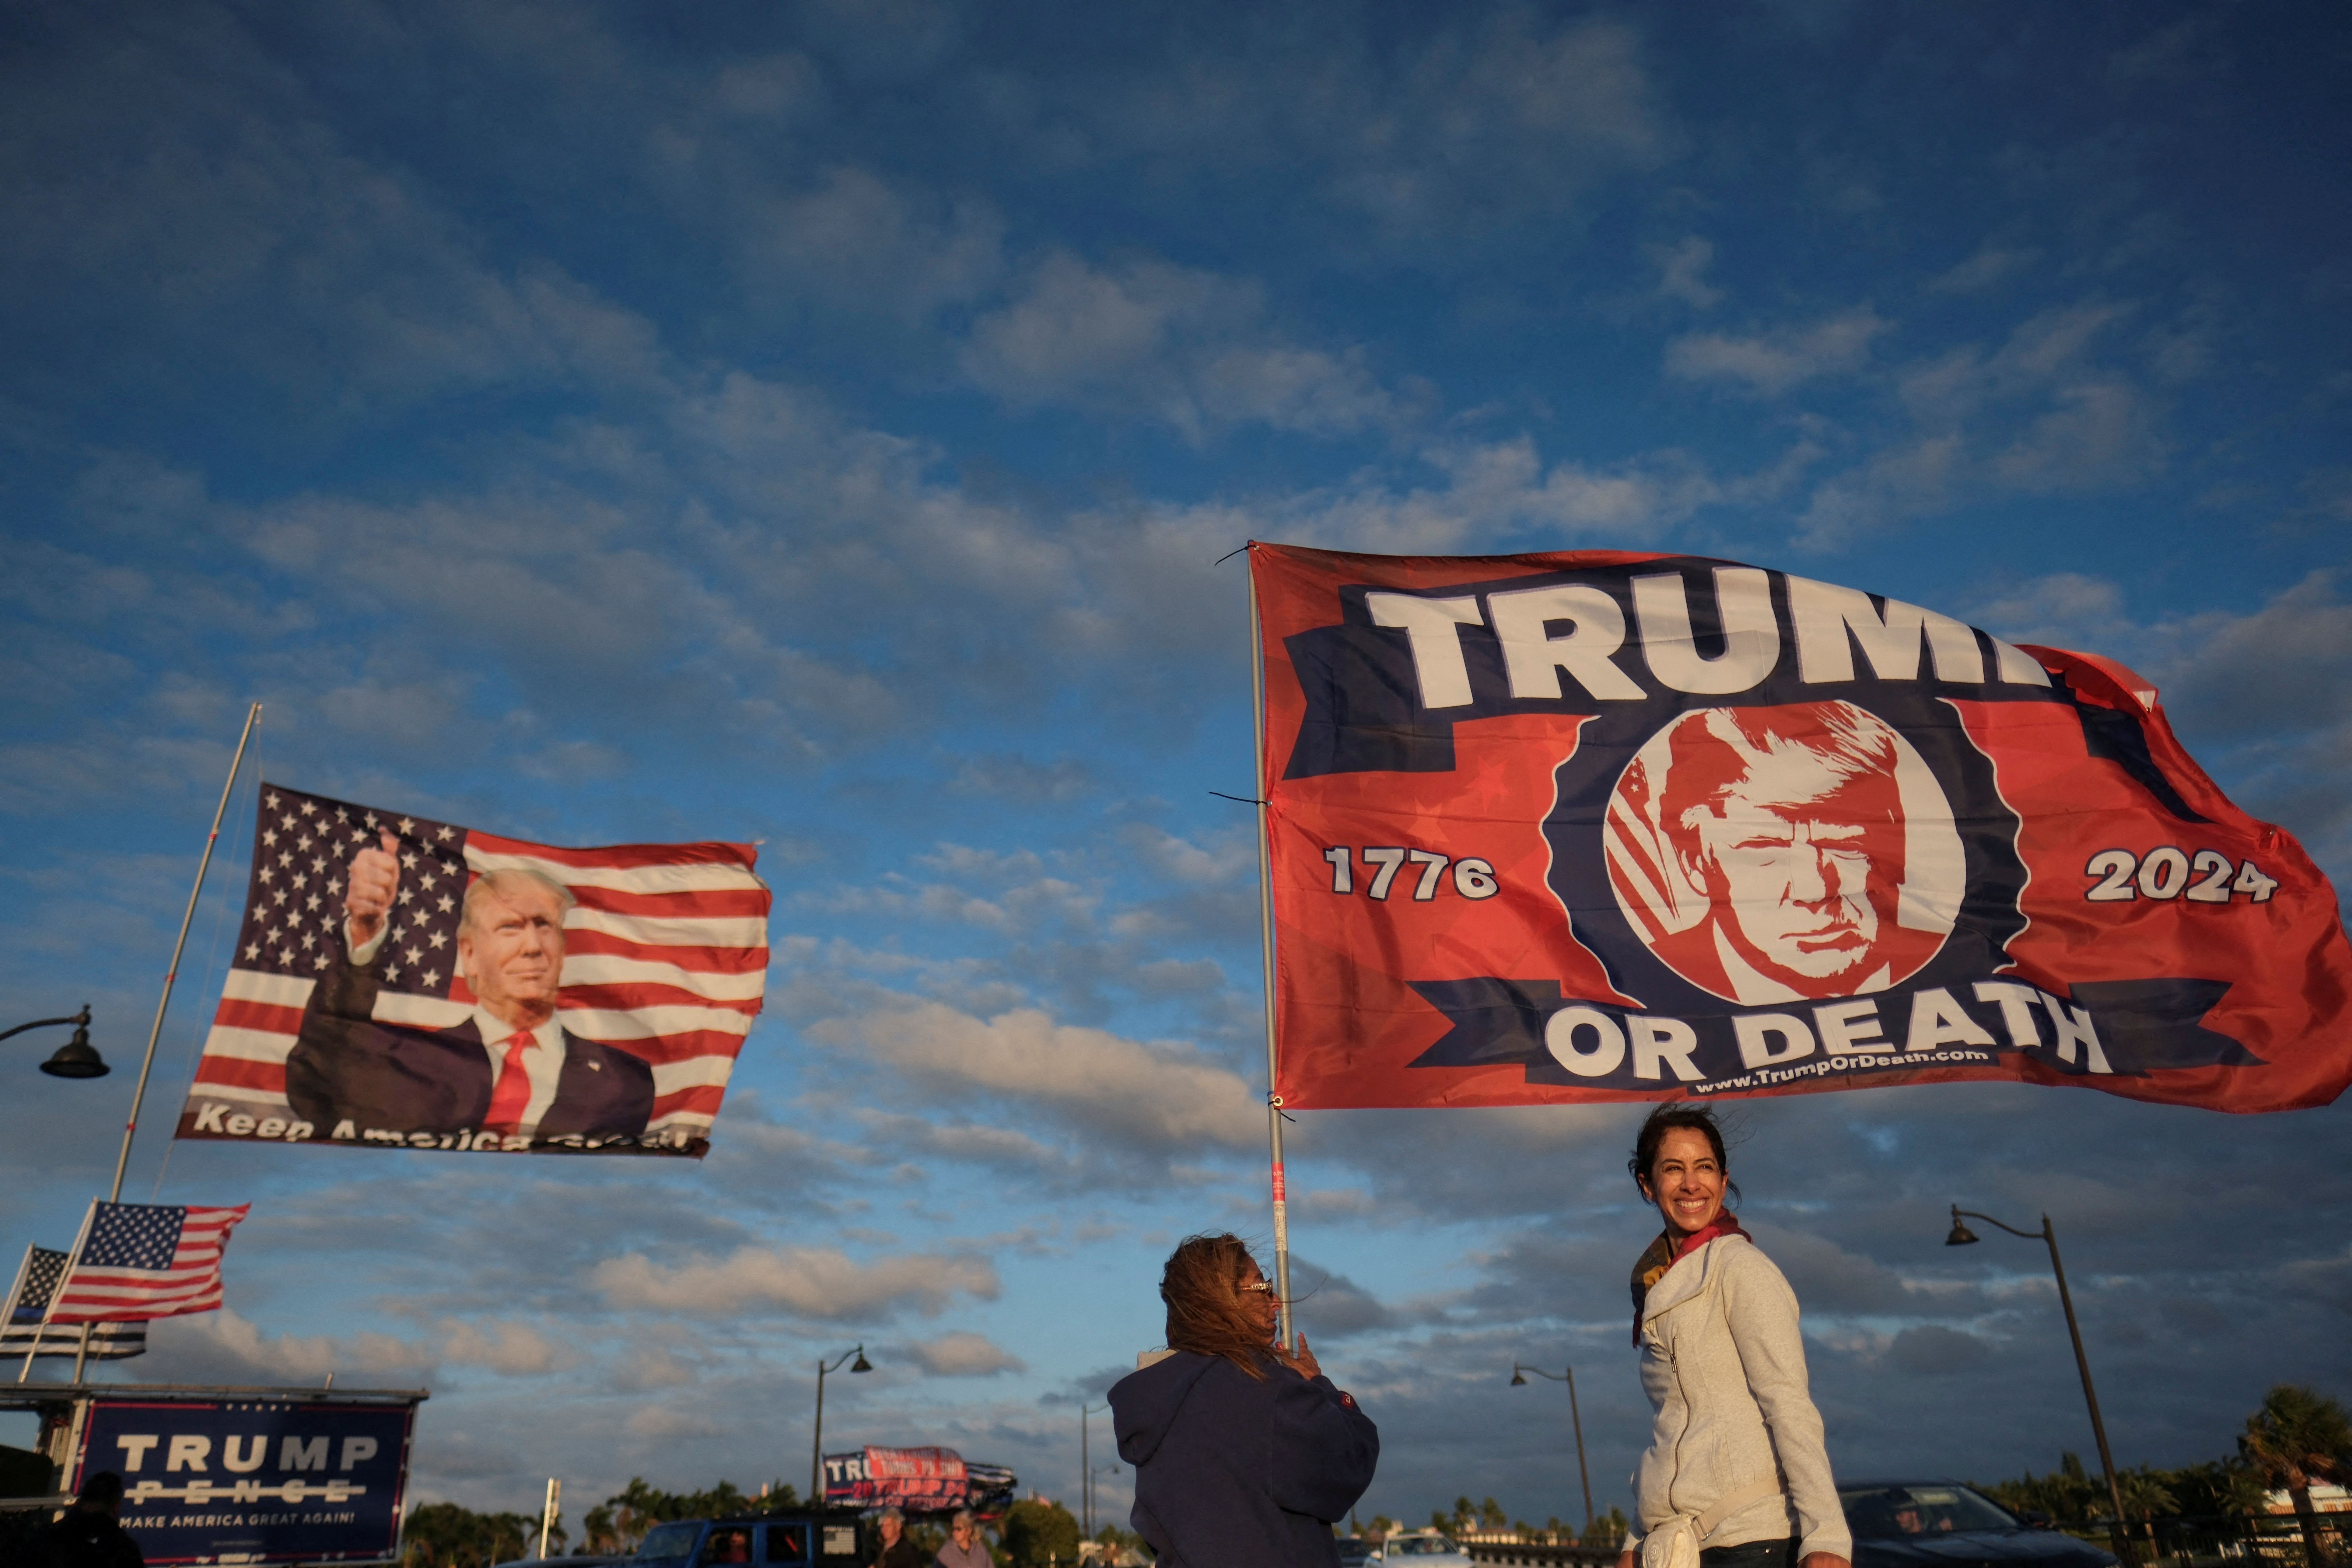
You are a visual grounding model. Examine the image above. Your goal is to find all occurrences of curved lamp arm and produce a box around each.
[0,1006,90,1044]
[1949,1205,2049,1241]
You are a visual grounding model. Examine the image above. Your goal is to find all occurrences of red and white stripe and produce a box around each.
[183,831,770,1142]
[48,1206,248,1324]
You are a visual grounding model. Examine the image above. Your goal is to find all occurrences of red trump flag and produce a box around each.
[177,784,770,1156]
[1253,543,2352,1113]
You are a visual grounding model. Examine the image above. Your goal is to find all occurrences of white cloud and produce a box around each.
[1650,237,1724,309]
[961,251,1395,439]
[156,1309,422,1382]
[1665,307,1890,395]
[1314,11,1675,232]
[1927,243,2040,295]
[906,1330,1026,1376]
[148,1309,566,1381]
[1136,432,1815,563]
[438,1318,572,1375]
[727,165,1007,320]
[1122,825,1253,887]
[594,1244,1000,1318]
[1794,300,2169,546]
[1990,379,2165,493]
[1007,10,1672,239]
[807,1000,1261,1152]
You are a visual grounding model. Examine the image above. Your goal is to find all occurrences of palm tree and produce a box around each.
[2239,1385,2352,1568]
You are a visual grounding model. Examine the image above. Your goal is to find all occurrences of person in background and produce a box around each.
[934,1509,992,1568]
[871,1507,923,1568]
[1110,1232,1379,1567]
[1618,1105,1851,1568]
[38,1470,142,1568]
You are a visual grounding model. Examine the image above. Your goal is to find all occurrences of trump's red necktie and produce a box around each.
[484,1029,535,1136]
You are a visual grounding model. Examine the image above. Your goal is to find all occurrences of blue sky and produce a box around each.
[3,0,2349,1538]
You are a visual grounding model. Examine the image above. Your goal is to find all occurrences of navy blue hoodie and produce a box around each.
[1110,1350,1379,1568]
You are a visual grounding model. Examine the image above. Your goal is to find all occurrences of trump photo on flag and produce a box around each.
[177,786,772,1157]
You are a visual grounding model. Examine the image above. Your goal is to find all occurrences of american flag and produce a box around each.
[0,1244,145,1358]
[176,783,771,1156]
[45,1203,248,1324]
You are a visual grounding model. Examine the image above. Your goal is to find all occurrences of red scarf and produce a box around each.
[1630,1212,1748,1344]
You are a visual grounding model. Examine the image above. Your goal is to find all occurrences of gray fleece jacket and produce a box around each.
[1627,1234,1851,1561]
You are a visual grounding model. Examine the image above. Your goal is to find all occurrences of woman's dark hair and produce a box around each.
[1160,1232,1272,1380]
[1628,1103,1740,1205]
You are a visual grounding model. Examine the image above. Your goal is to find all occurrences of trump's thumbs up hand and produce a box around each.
[345,829,402,950]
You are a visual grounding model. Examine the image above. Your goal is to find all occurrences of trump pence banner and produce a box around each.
[823,1447,1018,1514]
[72,1393,417,1565]
[176,784,771,1155]
[1254,543,2352,1112]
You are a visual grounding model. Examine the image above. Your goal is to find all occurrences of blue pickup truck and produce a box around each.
[629,1513,869,1567]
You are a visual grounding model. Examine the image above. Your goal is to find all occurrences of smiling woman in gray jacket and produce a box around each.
[1617,1106,1853,1568]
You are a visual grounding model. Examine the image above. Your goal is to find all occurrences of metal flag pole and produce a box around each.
[0,1244,35,1363]
[73,701,260,1382]
[1244,548,1295,1350]
[21,1202,94,1385]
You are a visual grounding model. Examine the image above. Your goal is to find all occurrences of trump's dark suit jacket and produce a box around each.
[286,946,654,1139]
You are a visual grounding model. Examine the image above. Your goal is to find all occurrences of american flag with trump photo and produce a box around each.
[174,784,772,1157]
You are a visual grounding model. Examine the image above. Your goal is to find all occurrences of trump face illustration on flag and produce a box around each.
[1609,700,1958,1006]
[285,833,655,1146]
[1249,544,2352,1112]
[178,783,771,1157]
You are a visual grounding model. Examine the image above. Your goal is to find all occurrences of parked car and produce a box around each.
[1375,1532,1474,1566]
[1336,1537,1377,1568]
[1841,1482,2117,1568]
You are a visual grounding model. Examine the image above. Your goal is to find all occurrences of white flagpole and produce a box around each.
[21,1202,94,1385]
[75,700,259,1385]
[108,700,262,1206]
[1244,548,1295,1350]
[0,1244,34,1362]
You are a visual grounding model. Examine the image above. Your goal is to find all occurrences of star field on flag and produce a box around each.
[46,1203,248,1324]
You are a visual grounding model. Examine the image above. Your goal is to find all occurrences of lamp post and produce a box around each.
[1,1007,109,1078]
[810,1344,871,1508]
[1510,1363,1594,1536]
[1945,1206,2131,1563]
[1082,1401,1109,1536]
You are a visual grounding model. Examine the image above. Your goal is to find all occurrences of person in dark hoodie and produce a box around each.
[38,1470,143,1568]
[1109,1233,1378,1568]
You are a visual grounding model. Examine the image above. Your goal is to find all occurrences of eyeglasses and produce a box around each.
[1239,1280,1275,1293]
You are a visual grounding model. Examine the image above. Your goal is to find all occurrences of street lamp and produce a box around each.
[1945,1205,2131,1563]
[1089,1464,1121,1542]
[1,1006,108,1078]
[810,1344,872,1507]
[1081,1401,1110,1537]
[1510,1363,1594,1536]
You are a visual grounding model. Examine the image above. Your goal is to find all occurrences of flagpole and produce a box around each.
[0,1244,33,1363]
[1245,548,1295,1350]
[21,1202,94,1385]
[109,700,261,1205]
[77,701,261,1383]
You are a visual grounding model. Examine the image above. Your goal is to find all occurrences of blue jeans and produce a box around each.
[1702,1538,1802,1568]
